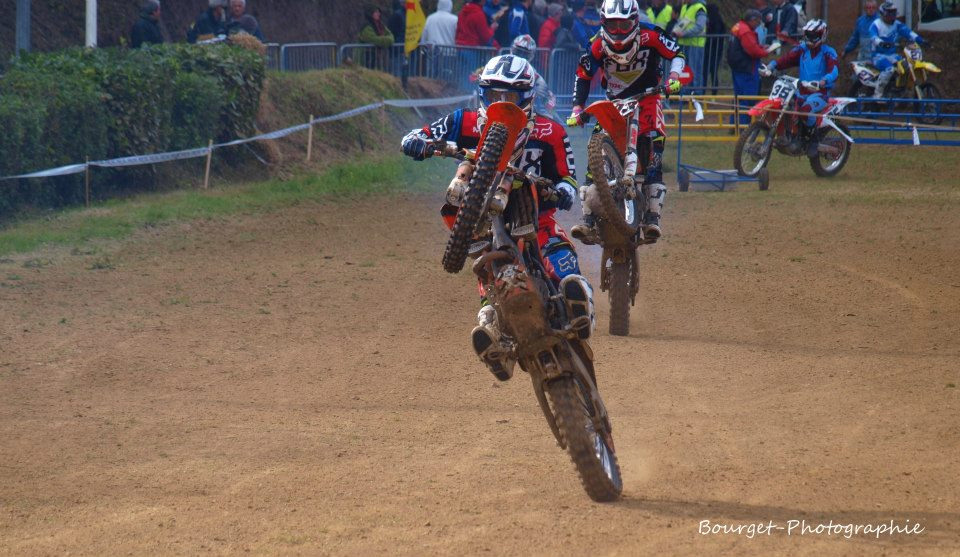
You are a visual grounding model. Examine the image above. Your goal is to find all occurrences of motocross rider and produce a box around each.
[761,19,838,157]
[400,54,595,381]
[869,1,928,99]
[510,34,559,121]
[567,0,687,245]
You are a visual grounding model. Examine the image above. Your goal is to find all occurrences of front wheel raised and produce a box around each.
[547,375,622,502]
[587,132,638,238]
[442,123,507,273]
[734,122,773,177]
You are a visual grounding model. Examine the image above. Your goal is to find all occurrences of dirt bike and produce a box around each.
[849,43,942,125]
[432,101,623,502]
[735,74,854,179]
[577,85,665,337]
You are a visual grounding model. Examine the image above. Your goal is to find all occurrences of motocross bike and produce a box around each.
[849,43,942,125]
[575,86,666,337]
[434,101,623,502]
[735,74,854,178]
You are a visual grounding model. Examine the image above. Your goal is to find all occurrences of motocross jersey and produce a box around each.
[869,19,920,57]
[573,28,686,107]
[404,108,577,211]
[771,43,839,94]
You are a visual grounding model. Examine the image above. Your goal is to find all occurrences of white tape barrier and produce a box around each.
[0,94,474,181]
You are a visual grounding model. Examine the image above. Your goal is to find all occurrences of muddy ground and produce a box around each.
[1,141,959,555]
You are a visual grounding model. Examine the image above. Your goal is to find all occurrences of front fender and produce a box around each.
[479,102,530,172]
[748,98,782,117]
[584,100,627,155]
[916,61,941,73]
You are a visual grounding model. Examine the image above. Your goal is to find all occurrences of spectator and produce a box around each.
[528,0,547,42]
[456,0,500,47]
[673,0,707,91]
[388,0,406,45]
[753,0,770,45]
[843,0,879,62]
[728,9,773,125]
[505,0,533,44]
[571,0,601,51]
[187,0,227,43]
[767,0,798,44]
[226,0,263,41]
[359,6,395,47]
[646,0,673,30]
[131,0,163,48]
[538,3,564,49]
[420,0,458,46]
[704,2,725,94]
[484,0,512,46]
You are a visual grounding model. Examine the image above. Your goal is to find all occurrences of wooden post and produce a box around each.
[203,139,213,189]
[306,114,314,162]
[84,157,90,207]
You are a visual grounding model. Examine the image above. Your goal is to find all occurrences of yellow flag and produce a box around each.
[405,0,426,56]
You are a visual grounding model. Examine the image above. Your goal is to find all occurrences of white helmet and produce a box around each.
[600,0,641,65]
[511,34,537,61]
[801,19,827,48]
[477,55,536,109]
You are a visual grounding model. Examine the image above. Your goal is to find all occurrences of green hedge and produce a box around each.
[0,43,264,216]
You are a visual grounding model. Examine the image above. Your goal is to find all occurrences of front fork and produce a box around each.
[622,104,642,181]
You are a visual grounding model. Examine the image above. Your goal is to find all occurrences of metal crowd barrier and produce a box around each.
[265,42,280,71]
[280,42,338,72]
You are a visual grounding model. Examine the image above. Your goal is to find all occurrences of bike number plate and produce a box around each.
[769,79,794,101]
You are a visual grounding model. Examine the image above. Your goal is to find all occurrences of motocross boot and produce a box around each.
[874,68,894,99]
[560,274,596,340]
[641,182,666,242]
[471,305,516,381]
[571,214,601,246]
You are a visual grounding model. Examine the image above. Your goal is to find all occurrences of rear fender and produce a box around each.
[584,100,627,155]
[748,98,782,117]
[478,102,530,172]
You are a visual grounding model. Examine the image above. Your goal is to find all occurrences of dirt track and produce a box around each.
[2,148,960,555]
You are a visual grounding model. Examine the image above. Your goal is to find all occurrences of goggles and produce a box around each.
[804,31,823,43]
[603,19,635,36]
[481,88,528,107]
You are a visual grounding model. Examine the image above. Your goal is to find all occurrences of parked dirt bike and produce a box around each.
[578,86,665,337]
[433,101,622,502]
[848,43,942,125]
[735,74,854,178]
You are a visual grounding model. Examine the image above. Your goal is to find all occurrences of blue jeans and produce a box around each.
[732,69,761,126]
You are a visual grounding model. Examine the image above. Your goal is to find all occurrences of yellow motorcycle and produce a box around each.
[849,43,942,124]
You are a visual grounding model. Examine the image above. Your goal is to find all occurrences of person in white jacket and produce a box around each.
[420,0,459,46]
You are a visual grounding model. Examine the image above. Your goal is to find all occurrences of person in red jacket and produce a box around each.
[728,9,777,124]
[456,0,500,47]
[538,3,564,49]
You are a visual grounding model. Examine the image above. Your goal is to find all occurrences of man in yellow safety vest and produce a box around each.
[672,0,707,91]
[646,0,673,30]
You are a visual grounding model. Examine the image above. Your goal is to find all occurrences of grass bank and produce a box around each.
[0,155,451,257]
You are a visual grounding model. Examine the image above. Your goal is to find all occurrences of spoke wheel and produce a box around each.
[734,122,773,177]
[809,123,852,178]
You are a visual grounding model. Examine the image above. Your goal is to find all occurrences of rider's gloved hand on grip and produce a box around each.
[555,181,576,211]
[666,78,682,95]
[758,63,772,77]
[566,106,584,127]
[402,136,429,161]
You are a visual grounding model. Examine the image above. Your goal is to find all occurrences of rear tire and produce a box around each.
[734,122,773,177]
[809,122,852,178]
[442,123,507,274]
[547,375,622,502]
[608,262,631,337]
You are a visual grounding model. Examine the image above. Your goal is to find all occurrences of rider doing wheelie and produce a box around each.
[761,19,838,157]
[567,0,687,245]
[400,55,595,380]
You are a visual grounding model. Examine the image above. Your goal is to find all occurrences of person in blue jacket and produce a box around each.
[762,19,838,156]
[842,0,878,62]
[869,1,927,98]
[571,0,602,51]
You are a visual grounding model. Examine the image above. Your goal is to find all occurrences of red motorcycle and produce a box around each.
[735,74,854,178]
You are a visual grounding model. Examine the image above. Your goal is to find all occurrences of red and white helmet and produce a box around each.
[510,34,537,61]
[801,19,827,49]
[600,0,641,65]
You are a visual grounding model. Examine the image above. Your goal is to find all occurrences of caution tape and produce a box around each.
[0,94,475,182]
